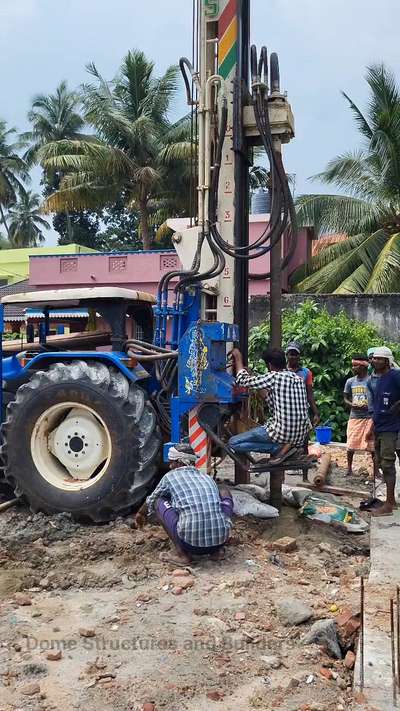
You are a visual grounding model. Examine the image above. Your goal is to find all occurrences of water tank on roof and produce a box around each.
[251,188,271,215]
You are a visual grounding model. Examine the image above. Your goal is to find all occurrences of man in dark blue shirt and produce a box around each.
[369,347,400,515]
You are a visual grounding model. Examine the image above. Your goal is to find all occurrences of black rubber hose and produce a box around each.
[208,80,288,258]
[250,44,258,83]
[179,57,195,105]
[259,46,268,86]
[270,52,280,93]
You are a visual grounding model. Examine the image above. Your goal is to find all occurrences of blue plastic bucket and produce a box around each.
[315,426,333,445]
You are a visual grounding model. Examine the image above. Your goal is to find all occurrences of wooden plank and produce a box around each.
[251,456,316,474]
[301,482,369,497]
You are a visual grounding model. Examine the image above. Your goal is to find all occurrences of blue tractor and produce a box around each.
[0,288,164,521]
[0,285,238,521]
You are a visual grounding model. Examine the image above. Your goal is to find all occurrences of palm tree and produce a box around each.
[0,120,29,238]
[8,190,50,247]
[24,81,91,245]
[24,81,85,165]
[293,64,400,294]
[39,50,192,249]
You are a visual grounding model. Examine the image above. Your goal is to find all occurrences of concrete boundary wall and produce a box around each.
[249,293,400,342]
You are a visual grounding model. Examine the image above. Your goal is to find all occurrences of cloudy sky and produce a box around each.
[1,0,399,243]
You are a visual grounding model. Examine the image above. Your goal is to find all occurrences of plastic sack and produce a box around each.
[229,488,279,519]
[282,484,312,508]
[299,496,368,533]
[234,483,269,502]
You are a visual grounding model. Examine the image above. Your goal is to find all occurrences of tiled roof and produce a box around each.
[312,234,347,256]
[0,280,35,321]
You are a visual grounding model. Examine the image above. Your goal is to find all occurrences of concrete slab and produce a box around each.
[369,515,400,585]
[354,509,400,710]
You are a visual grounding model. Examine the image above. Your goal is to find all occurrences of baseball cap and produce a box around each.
[286,341,301,354]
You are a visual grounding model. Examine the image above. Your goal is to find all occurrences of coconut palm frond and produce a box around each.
[44,179,117,213]
[295,193,380,236]
[26,81,85,165]
[341,91,373,140]
[366,232,400,293]
[159,141,193,164]
[312,150,380,200]
[294,229,389,293]
[367,64,400,128]
[295,63,400,294]
[333,263,372,294]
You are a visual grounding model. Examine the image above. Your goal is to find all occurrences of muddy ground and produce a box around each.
[0,452,373,711]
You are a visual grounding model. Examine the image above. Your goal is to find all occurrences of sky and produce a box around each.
[1,0,399,244]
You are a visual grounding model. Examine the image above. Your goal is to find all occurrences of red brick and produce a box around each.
[344,650,356,669]
[268,537,297,553]
[234,612,246,621]
[206,690,225,701]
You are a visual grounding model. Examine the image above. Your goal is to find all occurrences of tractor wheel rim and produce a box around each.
[31,402,112,492]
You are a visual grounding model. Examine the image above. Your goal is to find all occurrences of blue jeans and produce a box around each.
[229,426,281,454]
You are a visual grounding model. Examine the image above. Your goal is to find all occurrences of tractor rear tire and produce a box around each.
[0,361,161,522]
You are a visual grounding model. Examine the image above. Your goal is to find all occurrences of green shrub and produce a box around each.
[2,332,21,341]
[249,300,400,442]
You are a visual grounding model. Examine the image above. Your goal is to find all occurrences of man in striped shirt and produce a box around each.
[229,347,311,461]
[135,445,233,565]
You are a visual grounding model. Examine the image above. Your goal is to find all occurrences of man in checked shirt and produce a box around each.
[135,445,233,565]
[229,346,311,463]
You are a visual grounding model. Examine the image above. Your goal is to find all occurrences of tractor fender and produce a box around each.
[2,351,150,383]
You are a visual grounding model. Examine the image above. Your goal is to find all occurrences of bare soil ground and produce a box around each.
[0,461,372,711]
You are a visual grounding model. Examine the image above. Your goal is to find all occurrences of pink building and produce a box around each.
[247,216,312,295]
[28,216,312,297]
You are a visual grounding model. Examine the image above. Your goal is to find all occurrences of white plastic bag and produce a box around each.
[229,488,279,519]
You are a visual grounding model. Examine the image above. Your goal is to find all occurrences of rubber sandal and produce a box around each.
[359,498,383,511]
[269,447,298,466]
[159,552,192,567]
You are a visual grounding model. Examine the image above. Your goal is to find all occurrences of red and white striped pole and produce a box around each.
[189,408,210,473]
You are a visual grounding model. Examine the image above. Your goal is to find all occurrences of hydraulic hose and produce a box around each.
[207,78,289,260]
[127,349,177,362]
[124,339,172,353]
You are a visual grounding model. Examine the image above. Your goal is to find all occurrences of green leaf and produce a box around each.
[292,63,400,294]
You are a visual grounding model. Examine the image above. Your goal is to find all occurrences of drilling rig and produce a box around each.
[160,0,296,473]
[0,0,297,520]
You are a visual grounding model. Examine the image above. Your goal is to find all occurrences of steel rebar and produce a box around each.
[391,598,397,705]
[0,498,19,513]
[397,586,400,689]
[360,576,365,692]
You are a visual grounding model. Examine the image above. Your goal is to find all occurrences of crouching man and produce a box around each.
[135,445,233,565]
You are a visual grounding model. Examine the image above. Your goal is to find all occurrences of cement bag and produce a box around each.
[282,484,312,508]
[234,484,269,502]
[230,489,279,519]
[299,496,368,534]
